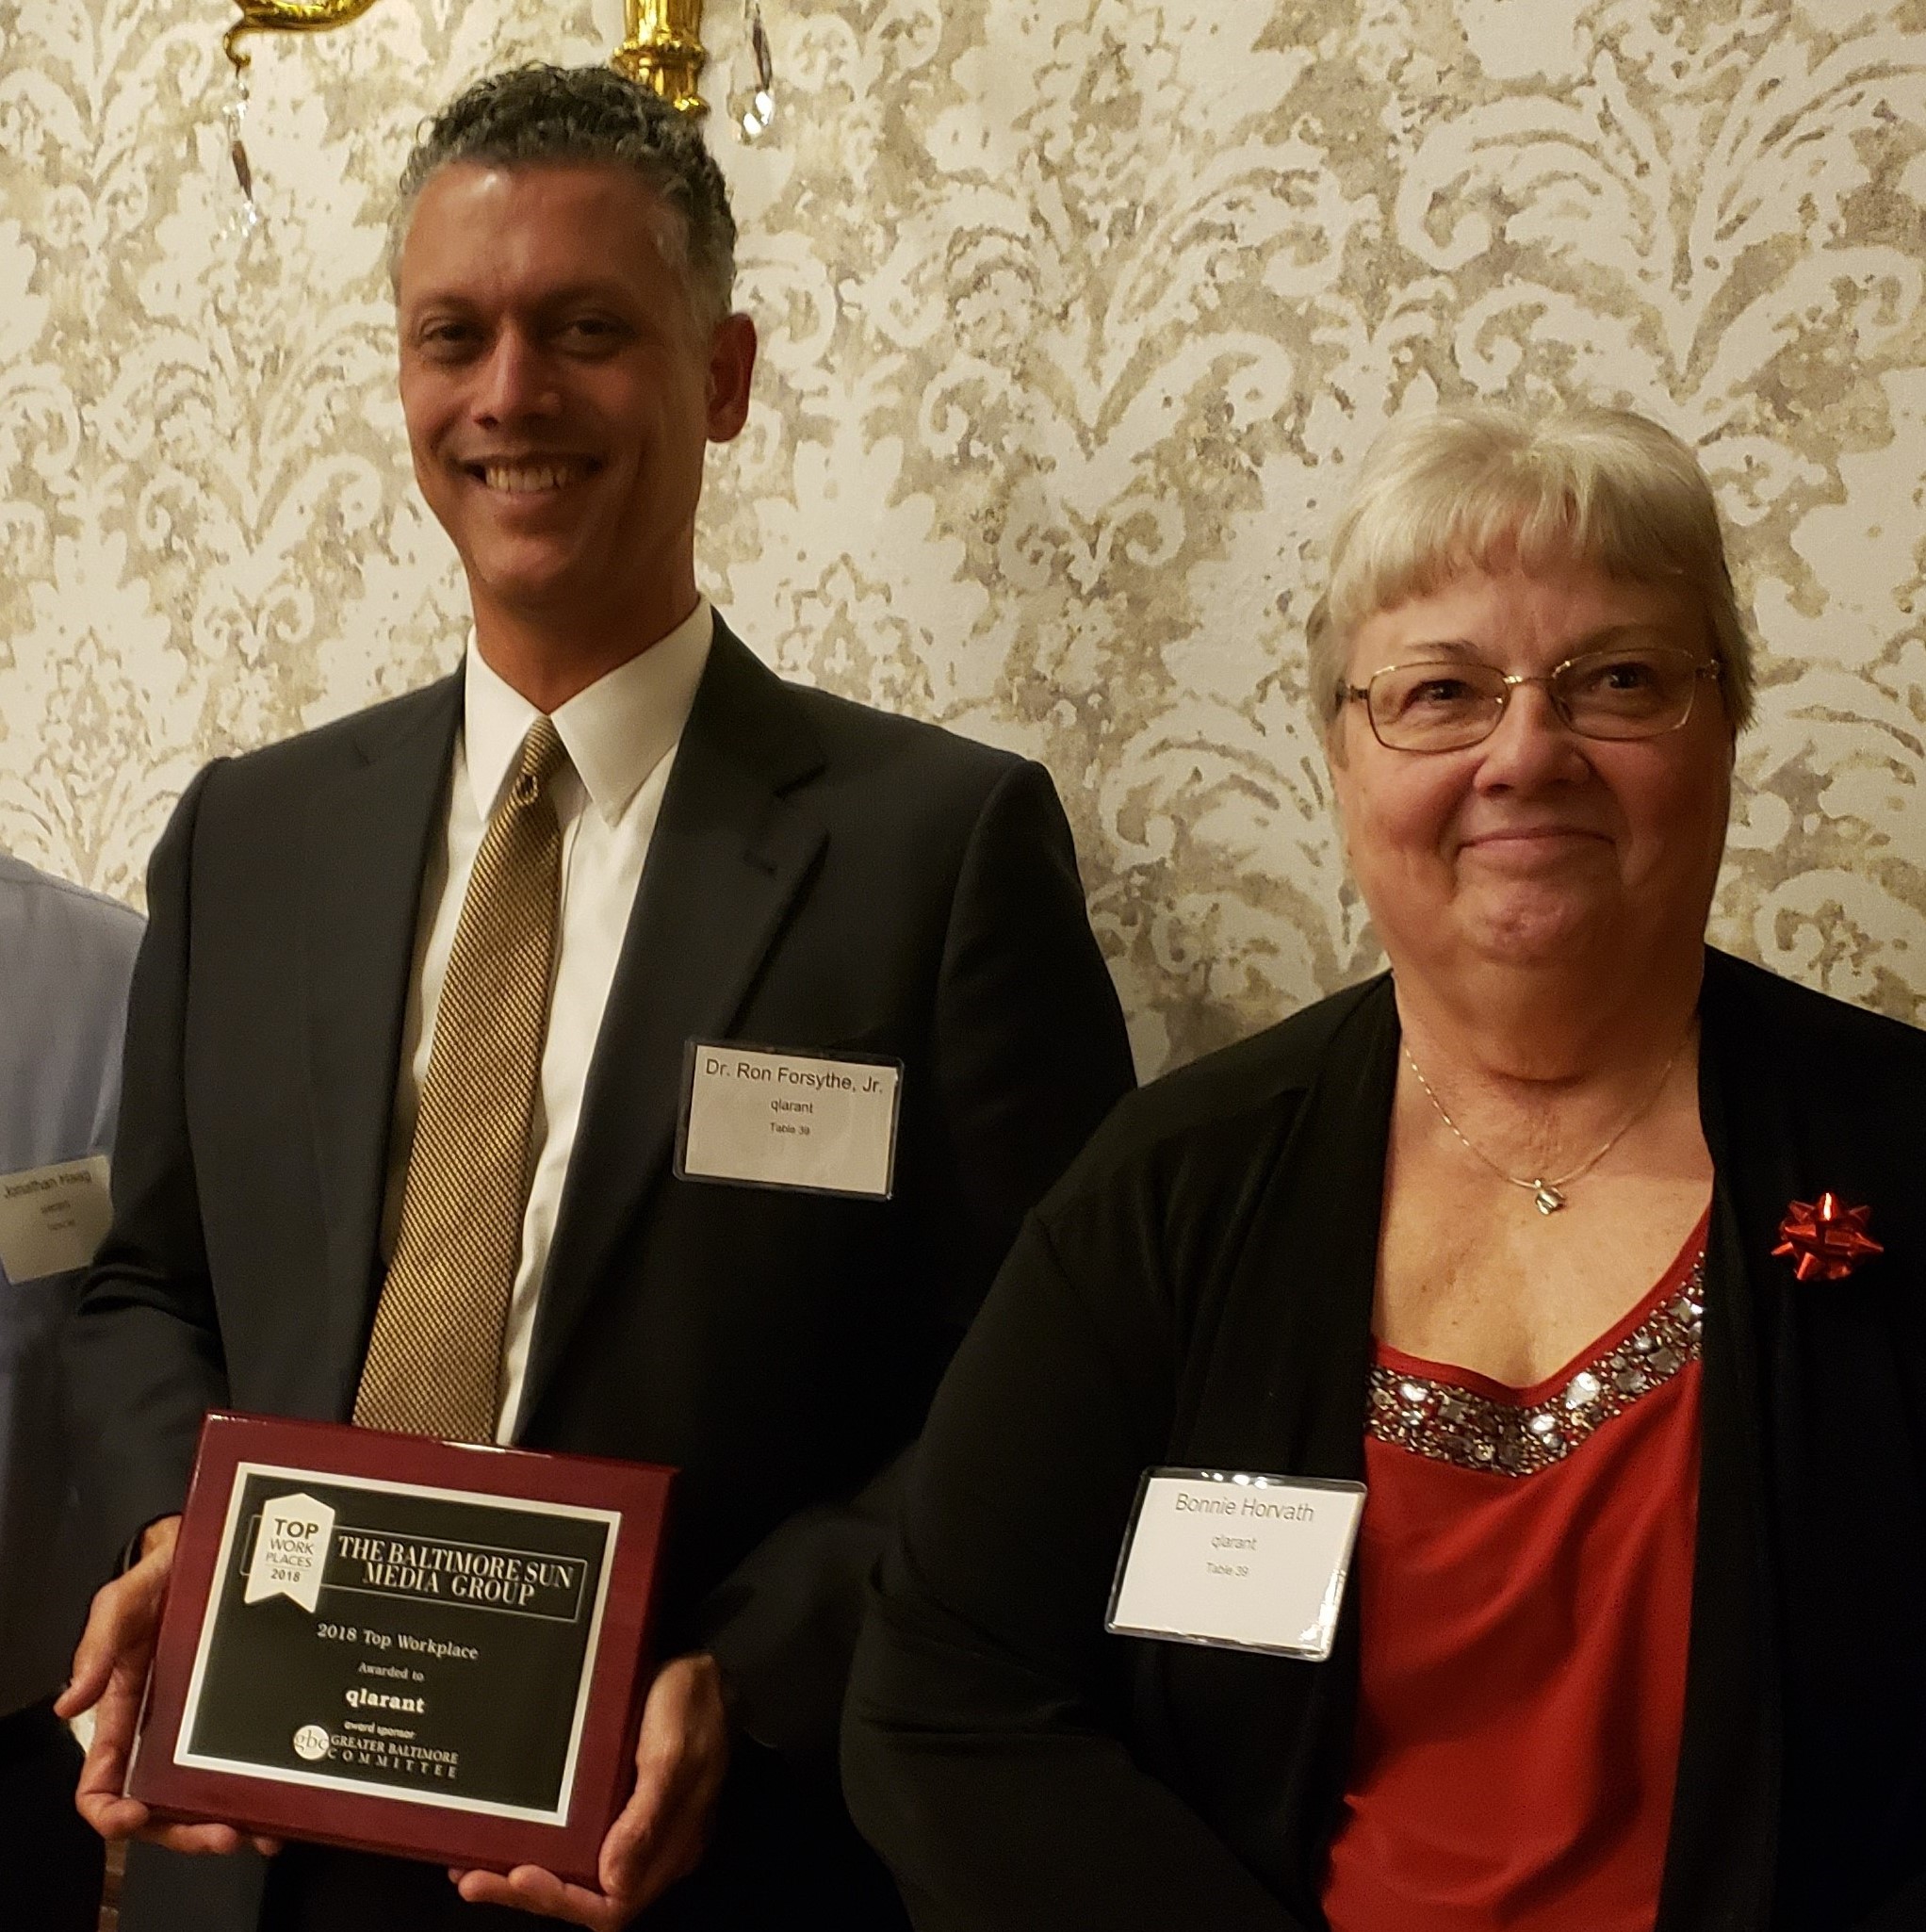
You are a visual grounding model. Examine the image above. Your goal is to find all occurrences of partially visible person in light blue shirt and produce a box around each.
[0,849,141,1930]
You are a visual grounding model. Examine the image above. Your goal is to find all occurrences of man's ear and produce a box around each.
[706,313,758,443]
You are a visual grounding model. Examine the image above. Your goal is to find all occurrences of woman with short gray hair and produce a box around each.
[842,403,1926,1930]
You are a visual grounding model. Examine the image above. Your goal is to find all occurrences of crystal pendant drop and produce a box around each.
[223,71,261,237]
[737,0,777,139]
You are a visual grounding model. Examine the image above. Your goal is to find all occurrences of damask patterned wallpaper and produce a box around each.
[3,0,1924,1074]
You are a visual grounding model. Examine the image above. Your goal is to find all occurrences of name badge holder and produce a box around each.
[0,1154,112,1282]
[1105,1466,1367,1663]
[675,1040,904,1201]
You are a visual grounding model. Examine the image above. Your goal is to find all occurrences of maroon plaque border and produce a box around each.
[127,1412,674,1886]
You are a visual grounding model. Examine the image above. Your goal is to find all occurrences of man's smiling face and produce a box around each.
[395,160,749,645]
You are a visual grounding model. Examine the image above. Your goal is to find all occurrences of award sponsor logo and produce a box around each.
[292,1725,331,1762]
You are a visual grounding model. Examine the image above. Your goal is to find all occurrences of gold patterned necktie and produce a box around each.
[353,715,569,1441]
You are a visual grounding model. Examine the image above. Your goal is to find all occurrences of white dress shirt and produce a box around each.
[380,599,712,1442]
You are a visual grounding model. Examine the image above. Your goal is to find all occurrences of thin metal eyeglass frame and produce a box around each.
[1335,650,1723,753]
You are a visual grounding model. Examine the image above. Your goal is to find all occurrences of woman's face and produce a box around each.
[1327,558,1733,988]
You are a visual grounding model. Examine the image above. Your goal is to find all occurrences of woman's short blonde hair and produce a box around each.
[1305,404,1755,732]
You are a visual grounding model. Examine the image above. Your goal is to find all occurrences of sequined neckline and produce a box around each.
[1365,1256,1706,1478]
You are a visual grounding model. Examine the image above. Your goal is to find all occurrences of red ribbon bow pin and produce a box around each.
[1772,1192,1883,1282]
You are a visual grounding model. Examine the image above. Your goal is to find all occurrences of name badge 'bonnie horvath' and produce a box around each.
[1107,1468,1367,1662]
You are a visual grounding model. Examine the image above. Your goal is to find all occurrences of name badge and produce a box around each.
[0,1154,113,1284]
[677,1042,902,1200]
[1105,1466,1366,1662]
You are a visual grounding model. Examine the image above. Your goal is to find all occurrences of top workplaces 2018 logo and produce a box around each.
[245,1494,335,1614]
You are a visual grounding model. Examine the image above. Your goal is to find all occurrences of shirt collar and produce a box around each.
[462,598,713,825]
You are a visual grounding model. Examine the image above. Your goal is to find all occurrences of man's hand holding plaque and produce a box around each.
[452,1649,729,1927]
[60,1514,282,1859]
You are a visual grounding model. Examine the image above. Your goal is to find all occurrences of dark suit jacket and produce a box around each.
[70,618,1134,1931]
[844,951,1926,1932]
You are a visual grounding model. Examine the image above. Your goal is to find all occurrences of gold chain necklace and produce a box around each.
[1400,1035,1689,1216]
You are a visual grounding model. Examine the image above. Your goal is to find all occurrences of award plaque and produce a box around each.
[127,1412,674,1884]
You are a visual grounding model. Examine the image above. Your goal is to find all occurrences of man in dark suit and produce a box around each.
[59,64,1133,1932]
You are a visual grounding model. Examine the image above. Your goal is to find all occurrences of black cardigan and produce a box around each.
[842,952,1926,1932]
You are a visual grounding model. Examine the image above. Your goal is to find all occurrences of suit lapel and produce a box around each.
[517,621,827,1426]
[302,679,461,1415]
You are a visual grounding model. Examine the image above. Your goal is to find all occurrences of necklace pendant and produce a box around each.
[1532,1181,1566,1216]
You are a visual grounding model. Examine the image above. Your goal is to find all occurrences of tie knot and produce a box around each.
[509,716,568,809]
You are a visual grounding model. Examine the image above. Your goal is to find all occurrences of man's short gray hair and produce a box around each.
[1305,404,1755,733]
[389,63,737,327]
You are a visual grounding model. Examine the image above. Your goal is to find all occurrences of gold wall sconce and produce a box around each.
[214,0,760,234]
[612,2,775,139]
[613,1,709,117]
[218,0,381,233]
[222,0,379,74]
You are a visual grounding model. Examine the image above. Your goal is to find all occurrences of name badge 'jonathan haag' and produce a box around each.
[677,1042,903,1200]
[1106,1468,1367,1662]
[0,1154,112,1282]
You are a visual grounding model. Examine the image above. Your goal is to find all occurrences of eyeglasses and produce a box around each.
[1337,645,1722,753]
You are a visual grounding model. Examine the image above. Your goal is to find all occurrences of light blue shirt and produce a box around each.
[0,852,142,1715]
